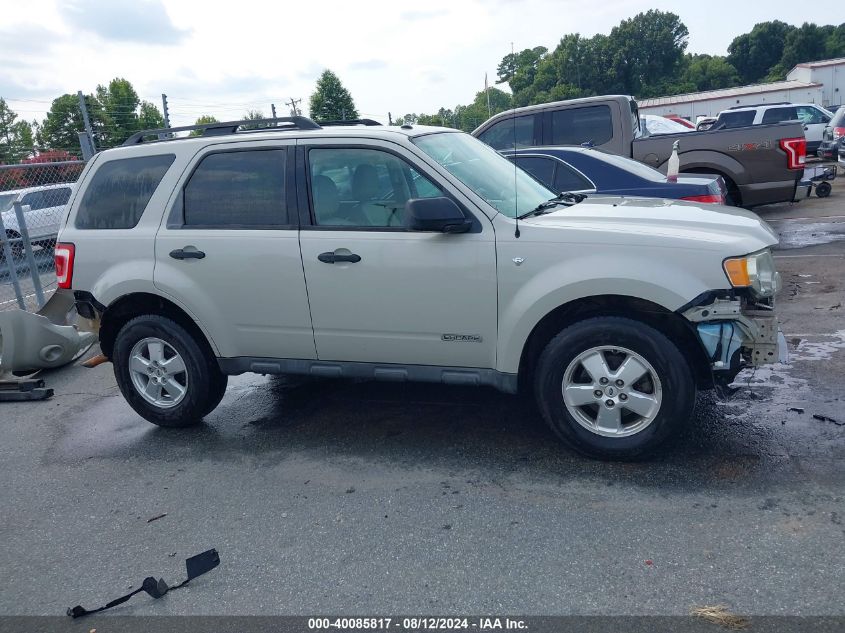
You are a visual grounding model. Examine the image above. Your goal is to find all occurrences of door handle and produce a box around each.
[318,251,361,264]
[170,248,206,260]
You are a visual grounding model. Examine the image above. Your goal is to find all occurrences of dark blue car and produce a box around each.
[503,147,727,204]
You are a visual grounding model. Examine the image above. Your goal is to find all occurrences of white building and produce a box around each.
[638,56,845,121]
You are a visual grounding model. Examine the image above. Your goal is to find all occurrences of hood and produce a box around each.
[524,195,779,253]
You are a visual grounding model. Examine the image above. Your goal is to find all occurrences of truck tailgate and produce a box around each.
[632,121,805,207]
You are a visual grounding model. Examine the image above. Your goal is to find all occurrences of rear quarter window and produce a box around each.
[551,105,613,146]
[75,154,175,229]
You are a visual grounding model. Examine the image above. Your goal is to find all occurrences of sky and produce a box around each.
[0,0,838,129]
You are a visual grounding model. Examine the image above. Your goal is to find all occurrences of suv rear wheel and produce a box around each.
[113,315,227,427]
[534,316,695,459]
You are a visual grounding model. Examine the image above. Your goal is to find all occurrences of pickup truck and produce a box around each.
[472,95,808,208]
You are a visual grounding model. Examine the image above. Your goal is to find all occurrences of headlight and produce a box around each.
[723,249,781,297]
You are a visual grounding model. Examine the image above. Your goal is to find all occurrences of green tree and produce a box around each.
[38,93,109,155]
[728,21,796,83]
[0,99,34,163]
[606,10,689,97]
[496,46,548,95]
[139,101,165,130]
[94,78,166,145]
[189,115,219,136]
[309,69,358,121]
[681,54,741,91]
[240,109,267,130]
[775,23,836,77]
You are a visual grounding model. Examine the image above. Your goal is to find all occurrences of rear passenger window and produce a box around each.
[761,107,798,124]
[43,187,72,208]
[478,115,535,150]
[718,111,755,129]
[76,155,174,229]
[553,163,593,192]
[551,106,612,146]
[184,150,287,227]
[512,156,556,189]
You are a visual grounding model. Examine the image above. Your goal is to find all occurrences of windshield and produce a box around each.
[0,193,17,213]
[413,132,554,219]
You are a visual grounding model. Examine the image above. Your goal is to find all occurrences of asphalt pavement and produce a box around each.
[1,189,844,618]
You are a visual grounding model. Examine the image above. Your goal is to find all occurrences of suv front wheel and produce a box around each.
[113,315,228,427]
[534,316,695,459]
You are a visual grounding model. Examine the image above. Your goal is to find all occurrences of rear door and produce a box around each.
[154,141,316,360]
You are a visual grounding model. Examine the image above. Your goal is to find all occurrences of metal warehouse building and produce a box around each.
[638,57,845,121]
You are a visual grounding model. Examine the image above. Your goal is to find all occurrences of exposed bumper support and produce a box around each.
[683,297,786,378]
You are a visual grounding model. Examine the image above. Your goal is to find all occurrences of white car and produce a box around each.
[715,103,833,154]
[0,184,74,255]
[640,114,692,135]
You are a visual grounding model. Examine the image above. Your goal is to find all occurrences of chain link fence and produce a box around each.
[0,159,86,312]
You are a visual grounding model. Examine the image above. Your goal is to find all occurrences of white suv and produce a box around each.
[1,183,74,255]
[715,103,833,153]
[57,116,783,459]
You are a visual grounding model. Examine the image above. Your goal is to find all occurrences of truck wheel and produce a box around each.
[113,315,227,427]
[534,317,695,460]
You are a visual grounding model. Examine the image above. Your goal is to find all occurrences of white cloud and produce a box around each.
[0,0,824,128]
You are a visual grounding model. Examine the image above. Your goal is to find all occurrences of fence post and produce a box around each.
[12,202,45,309]
[0,210,26,310]
[78,132,94,160]
[77,91,96,154]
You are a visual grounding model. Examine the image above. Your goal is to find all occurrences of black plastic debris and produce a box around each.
[813,414,844,426]
[67,548,220,618]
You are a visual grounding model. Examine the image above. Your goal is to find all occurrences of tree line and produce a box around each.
[395,12,845,132]
[3,14,844,162]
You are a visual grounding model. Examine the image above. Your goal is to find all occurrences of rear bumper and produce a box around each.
[738,178,804,207]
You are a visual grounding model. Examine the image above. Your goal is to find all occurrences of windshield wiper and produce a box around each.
[519,191,586,219]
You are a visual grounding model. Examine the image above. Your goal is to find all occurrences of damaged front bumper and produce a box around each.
[683,295,787,384]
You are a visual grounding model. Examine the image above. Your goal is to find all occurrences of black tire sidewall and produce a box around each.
[113,315,220,427]
[535,317,695,459]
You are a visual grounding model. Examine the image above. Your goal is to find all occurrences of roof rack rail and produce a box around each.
[122,116,322,146]
[318,118,382,127]
[727,102,792,110]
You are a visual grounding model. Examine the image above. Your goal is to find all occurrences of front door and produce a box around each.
[154,142,316,360]
[297,141,498,368]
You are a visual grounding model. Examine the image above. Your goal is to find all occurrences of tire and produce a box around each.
[113,314,228,427]
[816,181,832,198]
[534,316,695,460]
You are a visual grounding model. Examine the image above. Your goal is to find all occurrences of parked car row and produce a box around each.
[472,95,807,207]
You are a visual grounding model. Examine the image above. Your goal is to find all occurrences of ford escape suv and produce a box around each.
[58,116,783,459]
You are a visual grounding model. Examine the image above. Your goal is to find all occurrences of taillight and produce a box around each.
[681,194,724,204]
[833,127,845,140]
[55,242,75,289]
[780,137,806,170]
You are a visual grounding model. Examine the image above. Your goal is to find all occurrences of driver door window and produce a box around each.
[308,148,444,228]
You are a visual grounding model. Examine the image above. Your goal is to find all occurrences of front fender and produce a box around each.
[496,248,725,374]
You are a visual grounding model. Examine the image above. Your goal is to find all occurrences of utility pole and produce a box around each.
[388,112,393,125]
[285,98,301,116]
[271,103,277,118]
[77,90,96,154]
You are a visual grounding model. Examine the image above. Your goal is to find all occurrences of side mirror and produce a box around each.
[404,197,472,233]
